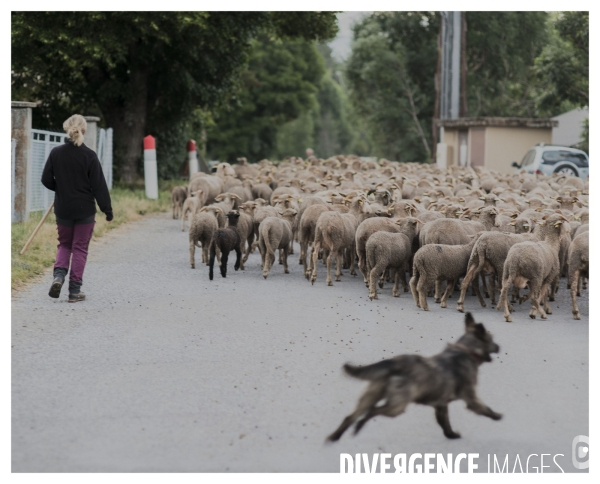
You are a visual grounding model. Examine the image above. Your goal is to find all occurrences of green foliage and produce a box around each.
[466,12,548,117]
[534,12,588,115]
[579,117,589,154]
[276,111,316,158]
[346,12,438,162]
[12,12,338,180]
[207,37,325,162]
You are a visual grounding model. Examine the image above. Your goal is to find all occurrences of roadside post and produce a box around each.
[143,135,158,199]
[188,140,199,177]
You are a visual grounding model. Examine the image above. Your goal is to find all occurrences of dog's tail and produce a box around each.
[343,360,396,381]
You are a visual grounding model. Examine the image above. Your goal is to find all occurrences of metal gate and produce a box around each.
[11,138,17,222]
[27,127,113,215]
[97,127,113,190]
[29,129,67,213]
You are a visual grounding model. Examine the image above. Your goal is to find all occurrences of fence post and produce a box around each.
[84,116,100,152]
[11,101,37,223]
[143,135,158,199]
[187,140,199,177]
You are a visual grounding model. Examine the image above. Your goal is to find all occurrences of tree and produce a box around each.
[207,37,325,162]
[534,11,588,115]
[346,12,438,161]
[345,12,555,162]
[466,12,549,117]
[11,12,338,182]
[273,43,359,160]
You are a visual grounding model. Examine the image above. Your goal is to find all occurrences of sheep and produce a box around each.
[189,175,222,206]
[213,192,242,213]
[215,162,236,178]
[456,230,542,312]
[498,214,567,321]
[410,233,484,311]
[258,208,298,279]
[355,217,405,285]
[238,202,258,264]
[574,223,589,238]
[252,203,280,244]
[310,196,369,286]
[416,210,444,224]
[568,232,589,320]
[181,190,204,231]
[510,216,535,234]
[171,185,188,219]
[223,176,242,192]
[189,206,224,269]
[229,202,255,270]
[252,181,273,201]
[234,157,259,180]
[419,206,500,246]
[298,204,333,278]
[270,186,299,205]
[209,210,242,280]
[365,217,420,300]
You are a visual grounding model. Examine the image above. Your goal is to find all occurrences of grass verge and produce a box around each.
[11,180,186,291]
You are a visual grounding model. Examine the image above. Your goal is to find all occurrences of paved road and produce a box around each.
[12,212,589,472]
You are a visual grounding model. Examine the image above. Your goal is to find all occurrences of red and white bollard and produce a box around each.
[143,135,158,199]
[187,139,199,177]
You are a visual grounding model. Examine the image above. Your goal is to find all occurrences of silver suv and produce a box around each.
[512,144,589,179]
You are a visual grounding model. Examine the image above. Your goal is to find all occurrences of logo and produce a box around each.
[572,435,589,470]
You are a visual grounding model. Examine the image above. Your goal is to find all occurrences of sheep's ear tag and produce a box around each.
[358,199,363,205]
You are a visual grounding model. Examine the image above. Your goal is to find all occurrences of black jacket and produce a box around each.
[41,140,113,220]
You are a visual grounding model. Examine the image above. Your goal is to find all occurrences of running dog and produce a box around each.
[327,313,502,441]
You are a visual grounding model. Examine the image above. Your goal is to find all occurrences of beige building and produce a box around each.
[436,117,557,174]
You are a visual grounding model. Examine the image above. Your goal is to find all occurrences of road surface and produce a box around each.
[12,212,589,472]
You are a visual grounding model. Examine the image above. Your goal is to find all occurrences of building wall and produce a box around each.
[469,127,485,167]
[442,129,460,166]
[552,107,588,147]
[484,127,552,174]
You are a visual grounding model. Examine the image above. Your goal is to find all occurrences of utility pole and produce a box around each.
[437,11,462,169]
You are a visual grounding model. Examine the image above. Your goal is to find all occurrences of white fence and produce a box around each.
[11,139,17,222]
[26,127,113,215]
[97,127,113,190]
[29,129,68,213]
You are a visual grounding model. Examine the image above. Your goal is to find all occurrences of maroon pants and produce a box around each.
[54,222,95,282]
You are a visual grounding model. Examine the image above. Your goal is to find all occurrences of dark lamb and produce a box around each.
[209,210,242,280]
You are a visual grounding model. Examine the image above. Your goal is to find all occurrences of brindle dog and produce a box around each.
[327,313,502,441]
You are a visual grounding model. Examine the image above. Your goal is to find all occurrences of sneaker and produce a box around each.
[68,292,86,303]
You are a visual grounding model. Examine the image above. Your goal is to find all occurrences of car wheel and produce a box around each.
[554,165,579,177]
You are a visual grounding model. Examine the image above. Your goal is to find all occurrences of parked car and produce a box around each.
[512,144,589,179]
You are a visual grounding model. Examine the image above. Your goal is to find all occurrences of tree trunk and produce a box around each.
[398,67,431,158]
[103,67,149,184]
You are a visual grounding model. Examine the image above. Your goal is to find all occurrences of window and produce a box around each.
[541,150,588,166]
[520,150,536,166]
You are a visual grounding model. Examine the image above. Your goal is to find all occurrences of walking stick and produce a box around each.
[20,202,54,255]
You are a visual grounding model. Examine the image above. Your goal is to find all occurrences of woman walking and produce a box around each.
[41,114,113,302]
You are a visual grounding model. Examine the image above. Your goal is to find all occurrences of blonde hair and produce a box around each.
[63,114,87,146]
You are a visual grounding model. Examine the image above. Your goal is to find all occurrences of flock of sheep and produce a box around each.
[171,155,589,321]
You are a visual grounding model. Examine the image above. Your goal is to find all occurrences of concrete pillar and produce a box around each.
[84,116,100,152]
[11,101,37,223]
